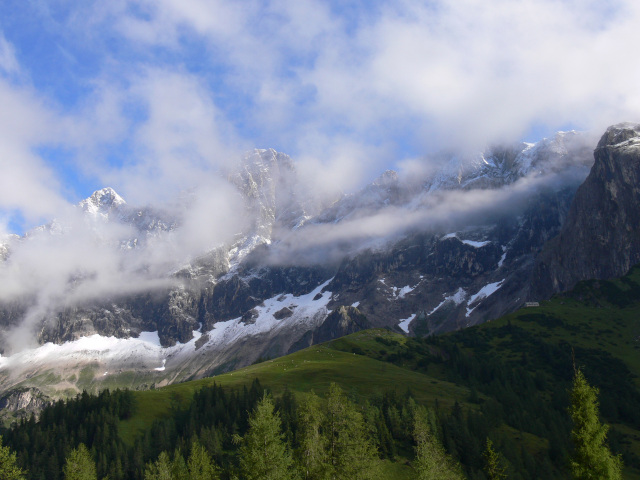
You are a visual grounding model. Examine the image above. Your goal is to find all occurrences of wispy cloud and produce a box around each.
[0,32,19,75]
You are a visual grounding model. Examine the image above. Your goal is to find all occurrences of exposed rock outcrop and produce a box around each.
[531,123,640,298]
[314,306,370,344]
[0,387,50,423]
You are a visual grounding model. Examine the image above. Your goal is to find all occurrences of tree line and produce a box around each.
[0,368,622,479]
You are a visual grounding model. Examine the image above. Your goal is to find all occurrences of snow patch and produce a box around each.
[188,277,334,351]
[379,279,420,299]
[461,239,490,248]
[397,285,415,298]
[498,246,507,268]
[0,332,166,372]
[428,288,467,315]
[465,279,505,317]
[0,283,331,378]
[468,279,505,304]
[398,314,416,333]
[137,331,162,347]
[441,233,490,248]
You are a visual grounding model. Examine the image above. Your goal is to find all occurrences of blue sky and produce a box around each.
[1,0,639,234]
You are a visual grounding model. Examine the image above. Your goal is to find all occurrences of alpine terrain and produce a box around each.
[0,123,638,411]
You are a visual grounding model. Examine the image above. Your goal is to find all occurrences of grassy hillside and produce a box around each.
[335,264,640,478]
[119,336,473,443]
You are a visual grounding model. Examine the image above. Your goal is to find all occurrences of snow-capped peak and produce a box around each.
[79,188,126,218]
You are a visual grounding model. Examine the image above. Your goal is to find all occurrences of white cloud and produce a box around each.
[302,0,640,151]
[0,32,19,75]
[16,0,636,201]
[0,80,69,227]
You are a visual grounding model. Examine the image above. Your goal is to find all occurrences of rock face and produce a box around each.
[314,306,370,344]
[531,123,640,298]
[0,387,50,423]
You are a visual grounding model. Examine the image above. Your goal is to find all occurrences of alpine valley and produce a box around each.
[1,122,639,418]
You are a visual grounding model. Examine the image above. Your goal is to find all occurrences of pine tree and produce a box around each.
[171,449,188,480]
[482,438,507,480]
[235,393,298,480]
[569,368,622,480]
[413,407,465,480]
[144,451,173,480]
[297,392,330,480]
[187,439,219,480]
[324,383,381,480]
[0,436,26,480]
[63,444,97,480]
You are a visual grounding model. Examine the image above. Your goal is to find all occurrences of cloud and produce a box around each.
[0,177,248,353]
[0,32,19,75]
[0,79,70,230]
[104,68,246,205]
[300,0,640,152]
[263,162,592,267]
[93,0,640,170]
[6,0,638,208]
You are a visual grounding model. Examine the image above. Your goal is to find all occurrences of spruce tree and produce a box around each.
[297,392,330,480]
[187,439,219,480]
[324,383,381,480]
[144,451,173,480]
[171,449,189,480]
[413,406,465,480]
[63,444,97,480]
[0,436,26,480]
[235,393,298,480]
[482,438,507,480]
[569,368,622,480]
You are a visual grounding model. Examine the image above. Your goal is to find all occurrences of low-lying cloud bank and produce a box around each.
[0,178,249,352]
[265,162,592,266]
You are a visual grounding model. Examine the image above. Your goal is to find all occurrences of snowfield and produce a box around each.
[428,288,467,315]
[466,279,505,317]
[398,314,416,333]
[0,278,334,383]
[442,233,490,248]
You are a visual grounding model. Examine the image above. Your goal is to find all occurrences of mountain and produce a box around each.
[5,263,639,478]
[0,128,608,400]
[531,122,640,298]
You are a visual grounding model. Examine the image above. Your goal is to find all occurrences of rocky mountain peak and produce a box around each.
[596,122,640,149]
[229,148,306,240]
[373,170,399,186]
[79,187,126,218]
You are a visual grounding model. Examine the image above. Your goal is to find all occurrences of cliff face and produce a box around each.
[531,123,640,298]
